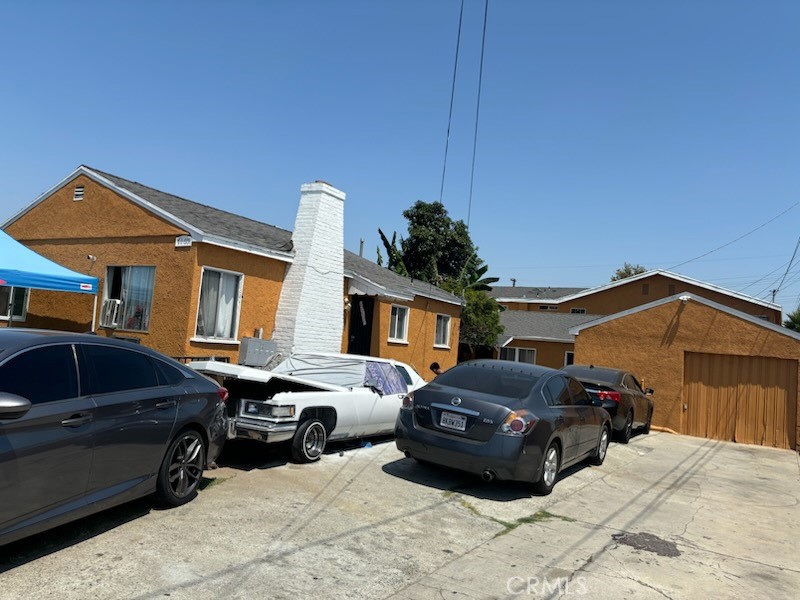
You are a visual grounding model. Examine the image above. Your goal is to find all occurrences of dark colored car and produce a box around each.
[0,329,228,546]
[395,360,612,495]
[562,364,654,443]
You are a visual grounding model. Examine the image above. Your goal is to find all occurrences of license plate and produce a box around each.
[440,411,467,431]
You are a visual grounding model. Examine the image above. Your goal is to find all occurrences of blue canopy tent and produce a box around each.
[0,229,99,329]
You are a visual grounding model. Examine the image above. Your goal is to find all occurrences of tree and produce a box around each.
[379,200,503,352]
[611,262,647,281]
[784,308,800,331]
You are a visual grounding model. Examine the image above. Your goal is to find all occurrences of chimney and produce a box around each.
[273,181,345,356]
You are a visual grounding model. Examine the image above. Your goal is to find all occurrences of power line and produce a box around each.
[466,0,489,229]
[667,202,799,270]
[775,236,800,294]
[438,0,464,204]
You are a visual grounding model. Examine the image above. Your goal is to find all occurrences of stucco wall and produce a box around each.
[493,339,574,369]
[372,296,460,379]
[573,297,800,447]
[500,274,781,323]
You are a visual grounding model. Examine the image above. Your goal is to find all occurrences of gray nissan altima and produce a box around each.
[395,360,612,494]
[0,329,228,546]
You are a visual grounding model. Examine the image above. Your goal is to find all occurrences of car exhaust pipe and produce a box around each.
[404,450,412,459]
[481,470,495,482]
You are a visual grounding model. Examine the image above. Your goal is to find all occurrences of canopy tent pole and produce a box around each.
[91,294,98,332]
[6,286,14,328]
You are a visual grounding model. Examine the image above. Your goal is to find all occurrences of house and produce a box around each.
[491,271,781,369]
[570,293,799,450]
[2,166,461,377]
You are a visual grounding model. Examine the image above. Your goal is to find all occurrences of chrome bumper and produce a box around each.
[228,416,298,444]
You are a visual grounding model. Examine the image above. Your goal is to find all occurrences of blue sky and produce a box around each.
[2,1,799,312]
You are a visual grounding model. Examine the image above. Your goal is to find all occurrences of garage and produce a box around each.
[684,352,797,449]
[570,293,800,451]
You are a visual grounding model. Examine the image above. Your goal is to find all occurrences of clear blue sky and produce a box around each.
[2,1,799,311]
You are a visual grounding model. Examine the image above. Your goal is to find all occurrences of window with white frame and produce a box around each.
[389,305,409,342]
[0,286,28,321]
[195,268,243,340]
[499,346,536,364]
[106,266,156,331]
[434,314,451,347]
[564,351,575,366]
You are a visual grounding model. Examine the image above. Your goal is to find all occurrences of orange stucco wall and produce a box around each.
[500,274,781,323]
[370,296,460,380]
[573,297,800,448]
[493,339,574,370]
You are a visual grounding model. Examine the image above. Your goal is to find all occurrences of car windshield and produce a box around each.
[435,365,538,402]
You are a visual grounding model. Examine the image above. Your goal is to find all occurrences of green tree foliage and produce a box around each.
[783,308,800,331]
[611,262,647,281]
[379,200,503,351]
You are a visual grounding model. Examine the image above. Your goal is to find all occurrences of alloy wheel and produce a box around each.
[168,434,204,499]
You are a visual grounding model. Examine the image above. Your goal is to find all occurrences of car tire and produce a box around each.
[643,408,653,434]
[533,443,560,495]
[620,411,633,444]
[591,426,610,466]
[156,429,206,507]
[291,419,327,463]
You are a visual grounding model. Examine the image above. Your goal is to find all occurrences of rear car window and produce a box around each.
[0,344,78,404]
[435,365,538,401]
[81,344,159,394]
[394,365,413,385]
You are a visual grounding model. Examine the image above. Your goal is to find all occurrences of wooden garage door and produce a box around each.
[684,352,797,450]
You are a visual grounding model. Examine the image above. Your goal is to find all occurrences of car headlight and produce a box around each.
[242,400,295,418]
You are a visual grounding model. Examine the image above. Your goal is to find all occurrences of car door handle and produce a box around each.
[156,400,177,409]
[62,413,92,428]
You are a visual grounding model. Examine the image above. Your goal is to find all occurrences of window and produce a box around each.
[389,305,409,342]
[0,345,78,404]
[499,347,536,364]
[642,283,650,296]
[542,376,571,407]
[394,365,413,386]
[0,286,28,321]
[436,366,539,404]
[434,314,451,347]
[73,185,85,201]
[564,351,574,366]
[623,374,644,394]
[153,359,190,385]
[539,305,558,311]
[567,377,590,405]
[106,266,156,331]
[195,267,243,340]
[81,344,158,394]
[570,308,586,314]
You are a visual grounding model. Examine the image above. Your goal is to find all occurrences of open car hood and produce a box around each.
[189,361,346,393]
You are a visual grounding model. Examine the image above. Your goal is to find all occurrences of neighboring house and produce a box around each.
[491,272,782,370]
[2,166,460,376]
[570,293,799,451]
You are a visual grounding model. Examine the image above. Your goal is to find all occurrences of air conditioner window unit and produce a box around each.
[100,299,123,328]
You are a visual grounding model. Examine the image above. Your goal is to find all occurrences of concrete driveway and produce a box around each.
[1,432,798,599]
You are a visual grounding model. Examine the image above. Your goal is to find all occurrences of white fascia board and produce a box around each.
[504,335,575,345]
[201,235,293,263]
[494,297,559,304]
[568,292,800,341]
[3,167,86,228]
[345,272,415,302]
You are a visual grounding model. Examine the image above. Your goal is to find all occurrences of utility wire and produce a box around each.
[667,202,798,270]
[438,0,464,204]
[466,0,489,228]
[775,236,800,294]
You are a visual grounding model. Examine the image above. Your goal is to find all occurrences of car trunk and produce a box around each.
[412,385,514,442]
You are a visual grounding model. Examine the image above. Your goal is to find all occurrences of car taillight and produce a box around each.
[217,387,230,404]
[597,390,621,403]
[500,410,538,435]
[401,394,414,410]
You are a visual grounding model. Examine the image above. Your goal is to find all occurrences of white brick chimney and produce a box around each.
[273,181,345,355]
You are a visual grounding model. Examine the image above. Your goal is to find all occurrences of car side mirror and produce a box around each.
[0,393,32,420]
[645,388,654,397]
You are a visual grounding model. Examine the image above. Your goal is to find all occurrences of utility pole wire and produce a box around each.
[438,0,464,204]
[775,236,800,294]
[467,0,489,229]
[668,202,798,271]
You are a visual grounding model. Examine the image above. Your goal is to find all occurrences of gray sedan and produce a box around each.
[395,360,611,494]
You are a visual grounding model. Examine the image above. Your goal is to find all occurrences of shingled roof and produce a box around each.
[22,166,460,306]
[498,311,602,346]
[491,286,587,301]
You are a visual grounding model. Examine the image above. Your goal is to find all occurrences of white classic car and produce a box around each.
[189,353,426,462]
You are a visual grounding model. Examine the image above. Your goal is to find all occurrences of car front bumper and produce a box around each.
[228,416,298,443]
[394,411,541,483]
